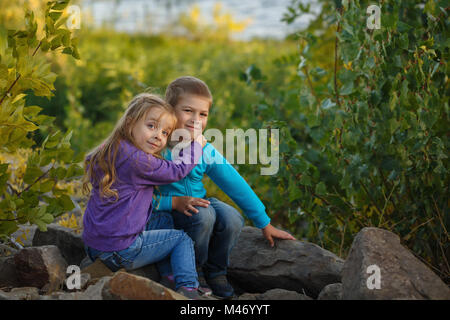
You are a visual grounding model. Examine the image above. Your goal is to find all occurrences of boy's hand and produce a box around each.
[172,196,210,217]
[262,224,296,247]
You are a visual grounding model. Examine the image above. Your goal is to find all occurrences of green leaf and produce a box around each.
[49,12,63,21]
[45,16,56,34]
[397,21,412,33]
[41,213,54,224]
[62,47,72,55]
[28,78,53,97]
[43,130,62,149]
[66,163,84,179]
[0,163,9,175]
[51,1,70,11]
[288,177,302,202]
[58,194,74,211]
[315,182,327,195]
[55,16,69,29]
[50,34,62,50]
[23,166,42,185]
[288,156,308,173]
[54,166,67,179]
[71,46,80,60]
[40,39,50,52]
[39,179,55,193]
[299,174,313,186]
[389,93,398,111]
[340,81,354,95]
[23,106,43,118]
[35,219,48,232]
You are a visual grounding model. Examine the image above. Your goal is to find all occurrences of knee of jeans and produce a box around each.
[193,206,216,230]
[180,230,194,246]
[223,211,245,234]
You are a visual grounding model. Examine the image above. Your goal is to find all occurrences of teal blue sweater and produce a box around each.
[152,142,271,229]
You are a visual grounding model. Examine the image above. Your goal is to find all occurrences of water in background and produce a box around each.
[81,0,319,40]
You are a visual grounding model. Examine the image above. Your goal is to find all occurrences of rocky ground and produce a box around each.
[0,224,449,300]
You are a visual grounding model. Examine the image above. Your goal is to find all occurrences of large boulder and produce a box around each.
[32,223,85,266]
[13,245,68,293]
[228,226,344,298]
[341,227,450,300]
[107,271,187,300]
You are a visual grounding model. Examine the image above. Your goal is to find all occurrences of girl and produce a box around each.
[82,93,206,299]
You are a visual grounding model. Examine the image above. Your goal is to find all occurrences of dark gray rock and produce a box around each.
[13,245,68,293]
[0,290,10,300]
[317,283,343,300]
[40,276,113,300]
[228,226,344,298]
[32,223,85,266]
[5,287,40,300]
[341,227,450,300]
[0,256,20,288]
[239,288,313,300]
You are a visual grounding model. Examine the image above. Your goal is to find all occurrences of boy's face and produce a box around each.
[131,108,172,155]
[173,94,210,140]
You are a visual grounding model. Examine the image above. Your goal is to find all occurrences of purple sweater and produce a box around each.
[82,139,202,252]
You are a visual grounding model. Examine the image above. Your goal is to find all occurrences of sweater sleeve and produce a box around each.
[131,141,202,186]
[204,145,271,229]
[152,195,173,212]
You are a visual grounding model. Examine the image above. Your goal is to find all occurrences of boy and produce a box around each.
[153,76,295,299]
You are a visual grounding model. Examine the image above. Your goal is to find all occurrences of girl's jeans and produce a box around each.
[84,211,198,290]
[164,197,245,279]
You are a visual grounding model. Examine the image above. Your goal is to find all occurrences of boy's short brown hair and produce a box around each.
[165,76,213,109]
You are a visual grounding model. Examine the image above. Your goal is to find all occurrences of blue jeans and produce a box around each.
[168,197,245,279]
[85,211,198,290]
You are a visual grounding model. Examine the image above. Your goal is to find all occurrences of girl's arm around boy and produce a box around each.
[130,135,206,186]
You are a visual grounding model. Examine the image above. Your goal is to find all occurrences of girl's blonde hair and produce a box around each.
[82,93,177,201]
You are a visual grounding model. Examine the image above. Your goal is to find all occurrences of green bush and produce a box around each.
[243,0,449,282]
[0,0,84,243]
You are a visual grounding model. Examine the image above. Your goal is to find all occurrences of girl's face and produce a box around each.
[131,107,174,155]
[174,94,210,140]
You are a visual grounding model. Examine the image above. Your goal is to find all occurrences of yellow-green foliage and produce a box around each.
[178,3,252,41]
[0,0,83,242]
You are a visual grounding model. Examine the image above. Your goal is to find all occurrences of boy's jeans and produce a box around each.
[84,211,198,290]
[168,197,245,279]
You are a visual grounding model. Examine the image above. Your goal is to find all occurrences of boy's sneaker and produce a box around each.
[176,287,207,300]
[206,274,235,299]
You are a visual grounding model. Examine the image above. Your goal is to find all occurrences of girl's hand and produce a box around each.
[262,223,296,247]
[172,196,210,217]
[194,134,207,148]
